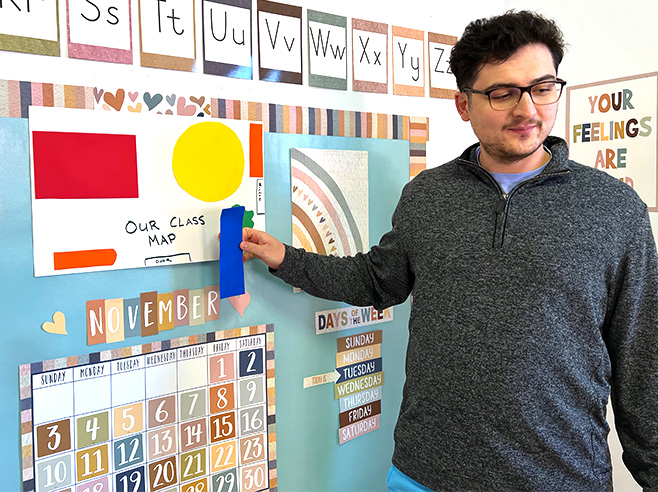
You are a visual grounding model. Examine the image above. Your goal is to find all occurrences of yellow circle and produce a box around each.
[172,121,245,202]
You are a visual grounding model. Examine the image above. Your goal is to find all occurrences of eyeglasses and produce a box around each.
[463,79,567,110]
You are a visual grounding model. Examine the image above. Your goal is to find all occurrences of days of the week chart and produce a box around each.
[22,326,277,492]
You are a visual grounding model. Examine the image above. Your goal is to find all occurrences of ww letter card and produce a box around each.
[307,10,347,90]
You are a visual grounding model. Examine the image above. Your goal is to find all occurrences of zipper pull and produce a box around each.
[494,194,508,214]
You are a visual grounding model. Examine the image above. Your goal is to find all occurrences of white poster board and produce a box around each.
[566,73,658,211]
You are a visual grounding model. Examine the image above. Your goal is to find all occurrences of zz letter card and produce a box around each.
[20,324,277,492]
[29,106,265,276]
[428,32,457,99]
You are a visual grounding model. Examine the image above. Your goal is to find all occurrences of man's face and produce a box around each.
[454,43,559,172]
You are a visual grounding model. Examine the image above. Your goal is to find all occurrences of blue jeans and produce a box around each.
[386,465,434,492]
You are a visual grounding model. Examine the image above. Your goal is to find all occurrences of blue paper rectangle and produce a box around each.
[220,206,246,298]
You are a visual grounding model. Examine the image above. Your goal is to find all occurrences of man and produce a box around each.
[240,11,658,492]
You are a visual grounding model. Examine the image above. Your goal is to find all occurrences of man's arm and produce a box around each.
[607,209,658,491]
[238,183,415,310]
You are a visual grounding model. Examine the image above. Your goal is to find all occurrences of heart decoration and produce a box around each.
[128,103,143,113]
[144,92,163,110]
[229,291,251,317]
[190,96,205,107]
[177,97,196,116]
[93,87,104,103]
[103,88,125,111]
[166,93,176,106]
[128,91,138,102]
[42,311,67,335]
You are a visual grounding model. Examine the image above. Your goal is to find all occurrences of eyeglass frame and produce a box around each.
[462,79,567,110]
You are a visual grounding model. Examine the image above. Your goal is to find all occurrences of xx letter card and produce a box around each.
[351,18,388,94]
[202,0,253,80]
[307,10,347,91]
[392,26,425,97]
[0,0,60,56]
[139,0,196,71]
[428,32,457,99]
[67,0,133,64]
[29,106,265,276]
[257,0,302,84]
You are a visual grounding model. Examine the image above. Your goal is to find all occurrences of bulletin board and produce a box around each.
[1,88,413,491]
[0,0,456,490]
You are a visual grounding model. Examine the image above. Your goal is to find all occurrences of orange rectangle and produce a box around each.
[54,249,117,270]
[250,124,264,178]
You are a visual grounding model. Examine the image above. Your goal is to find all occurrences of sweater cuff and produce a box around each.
[268,243,296,279]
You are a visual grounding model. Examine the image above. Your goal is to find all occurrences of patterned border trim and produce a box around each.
[19,323,277,492]
[0,79,428,178]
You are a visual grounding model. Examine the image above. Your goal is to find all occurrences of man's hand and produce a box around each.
[240,228,286,270]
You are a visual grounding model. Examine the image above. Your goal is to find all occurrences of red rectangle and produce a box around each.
[33,131,139,199]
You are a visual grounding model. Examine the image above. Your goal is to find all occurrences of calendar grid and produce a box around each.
[20,324,277,492]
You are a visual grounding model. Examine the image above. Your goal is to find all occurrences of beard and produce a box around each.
[481,118,547,165]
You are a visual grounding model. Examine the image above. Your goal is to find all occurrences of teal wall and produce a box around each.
[0,117,411,491]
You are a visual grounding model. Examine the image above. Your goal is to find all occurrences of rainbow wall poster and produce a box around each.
[290,148,368,259]
[29,106,264,277]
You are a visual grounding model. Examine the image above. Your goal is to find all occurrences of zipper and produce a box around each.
[493,192,508,249]
[458,159,570,249]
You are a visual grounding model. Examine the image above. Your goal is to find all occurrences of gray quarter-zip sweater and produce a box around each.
[273,136,658,491]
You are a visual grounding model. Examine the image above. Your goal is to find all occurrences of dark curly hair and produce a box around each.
[449,10,566,91]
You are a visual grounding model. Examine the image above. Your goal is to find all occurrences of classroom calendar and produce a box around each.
[20,325,277,492]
